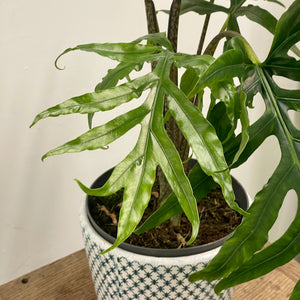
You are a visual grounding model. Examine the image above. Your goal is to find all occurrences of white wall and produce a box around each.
[0,0,296,284]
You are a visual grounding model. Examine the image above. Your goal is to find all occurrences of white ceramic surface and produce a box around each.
[80,201,233,300]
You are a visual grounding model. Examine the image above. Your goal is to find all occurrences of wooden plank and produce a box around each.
[0,250,96,300]
[232,259,300,300]
[0,249,298,300]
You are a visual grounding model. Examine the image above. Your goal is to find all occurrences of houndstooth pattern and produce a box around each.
[81,224,233,300]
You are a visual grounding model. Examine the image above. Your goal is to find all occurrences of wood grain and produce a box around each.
[0,249,298,300]
[0,250,96,300]
[232,259,300,300]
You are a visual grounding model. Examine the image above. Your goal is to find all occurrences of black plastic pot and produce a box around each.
[86,163,249,258]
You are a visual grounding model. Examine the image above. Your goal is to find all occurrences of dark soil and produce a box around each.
[89,186,242,249]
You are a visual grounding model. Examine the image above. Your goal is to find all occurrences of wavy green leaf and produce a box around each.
[190,67,300,290]
[235,5,277,34]
[190,157,300,283]
[151,115,200,245]
[214,202,300,293]
[165,81,245,215]
[77,116,157,253]
[41,105,150,160]
[209,80,250,162]
[74,55,204,251]
[189,4,300,289]
[30,73,157,127]
[55,42,161,68]
[135,107,274,234]
[54,42,161,129]
[135,164,216,235]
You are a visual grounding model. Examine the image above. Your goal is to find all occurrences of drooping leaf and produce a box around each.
[235,5,278,34]
[54,42,162,129]
[77,116,158,253]
[72,55,205,251]
[150,107,200,245]
[135,163,217,235]
[190,69,300,292]
[34,38,246,252]
[214,204,300,293]
[55,42,161,68]
[41,105,150,160]
[165,81,245,215]
[189,3,300,291]
[135,105,275,234]
[30,73,157,127]
[190,146,300,283]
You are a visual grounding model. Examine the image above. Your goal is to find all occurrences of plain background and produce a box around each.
[0,0,298,284]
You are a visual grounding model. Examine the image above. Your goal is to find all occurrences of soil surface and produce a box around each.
[89,186,242,249]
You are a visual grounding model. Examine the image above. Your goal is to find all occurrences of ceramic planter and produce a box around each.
[79,167,249,300]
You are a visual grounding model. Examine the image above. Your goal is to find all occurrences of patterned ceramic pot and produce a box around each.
[79,167,249,300]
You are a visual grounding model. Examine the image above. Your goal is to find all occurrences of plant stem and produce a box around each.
[166,0,186,165]
[160,0,186,227]
[144,0,159,34]
[144,0,159,70]
[158,0,183,207]
[167,0,181,85]
[197,0,214,55]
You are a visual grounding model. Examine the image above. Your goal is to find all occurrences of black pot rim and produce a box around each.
[86,165,249,258]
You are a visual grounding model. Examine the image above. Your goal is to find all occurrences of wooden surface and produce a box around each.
[0,249,299,300]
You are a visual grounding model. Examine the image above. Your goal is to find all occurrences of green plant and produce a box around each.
[31,0,300,297]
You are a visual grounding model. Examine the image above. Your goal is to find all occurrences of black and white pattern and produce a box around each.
[80,204,233,300]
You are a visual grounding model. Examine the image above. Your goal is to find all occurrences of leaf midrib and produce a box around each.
[166,84,226,173]
[257,66,300,168]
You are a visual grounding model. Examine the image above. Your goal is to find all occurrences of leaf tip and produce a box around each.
[75,179,91,194]
[188,272,201,283]
[100,244,118,255]
[29,116,40,128]
[54,48,74,70]
[54,55,66,71]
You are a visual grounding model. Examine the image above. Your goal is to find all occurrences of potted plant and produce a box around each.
[31,0,300,299]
